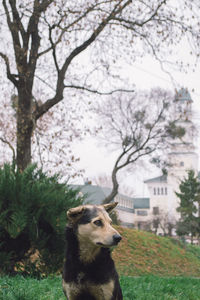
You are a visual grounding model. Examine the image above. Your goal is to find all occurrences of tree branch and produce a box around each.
[27,1,50,72]
[8,0,27,41]
[64,84,135,95]
[112,0,166,28]
[0,137,16,163]
[2,0,21,53]
[0,52,19,86]
[34,0,133,120]
[60,0,132,76]
[38,1,101,58]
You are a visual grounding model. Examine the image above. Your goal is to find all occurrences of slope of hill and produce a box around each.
[113,226,200,277]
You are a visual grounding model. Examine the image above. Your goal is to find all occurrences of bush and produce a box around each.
[0,164,82,277]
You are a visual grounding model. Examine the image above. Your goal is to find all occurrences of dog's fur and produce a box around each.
[62,203,123,300]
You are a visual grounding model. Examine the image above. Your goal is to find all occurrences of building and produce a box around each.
[115,194,149,228]
[71,182,149,228]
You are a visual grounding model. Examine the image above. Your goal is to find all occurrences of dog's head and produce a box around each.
[67,203,122,247]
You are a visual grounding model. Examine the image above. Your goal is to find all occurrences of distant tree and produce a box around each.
[148,209,176,236]
[94,88,185,203]
[0,1,200,171]
[176,170,200,244]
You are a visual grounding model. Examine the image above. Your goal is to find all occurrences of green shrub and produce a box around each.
[0,164,82,277]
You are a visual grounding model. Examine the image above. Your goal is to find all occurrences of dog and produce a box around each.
[62,202,123,300]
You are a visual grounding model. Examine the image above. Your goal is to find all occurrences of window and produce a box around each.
[157,187,160,195]
[153,206,159,215]
[118,196,122,206]
[153,188,156,195]
[129,200,134,209]
[137,210,148,216]
[177,104,182,112]
[118,197,133,209]
[161,187,164,195]
[180,161,184,166]
[165,187,167,195]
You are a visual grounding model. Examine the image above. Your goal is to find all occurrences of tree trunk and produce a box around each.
[103,167,119,204]
[16,89,34,172]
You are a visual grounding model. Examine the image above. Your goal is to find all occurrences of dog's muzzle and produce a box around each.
[112,234,122,245]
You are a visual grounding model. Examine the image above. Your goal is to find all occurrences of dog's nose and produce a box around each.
[112,234,122,245]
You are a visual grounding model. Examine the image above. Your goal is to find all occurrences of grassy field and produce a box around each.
[1,275,200,300]
[113,226,200,277]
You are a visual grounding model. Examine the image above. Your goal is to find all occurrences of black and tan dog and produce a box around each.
[62,202,123,300]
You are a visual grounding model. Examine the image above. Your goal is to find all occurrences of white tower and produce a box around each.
[144,88,199,235]
[168,88,198,220]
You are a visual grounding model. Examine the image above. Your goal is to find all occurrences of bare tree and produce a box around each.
[94,88,185,203]
[0,1,200,171]
[149,209,176,236]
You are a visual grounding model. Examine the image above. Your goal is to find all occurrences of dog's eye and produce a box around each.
[93,220,103,227]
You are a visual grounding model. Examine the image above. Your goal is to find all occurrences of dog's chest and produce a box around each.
[76,271,85,283]
[62,277,114,300]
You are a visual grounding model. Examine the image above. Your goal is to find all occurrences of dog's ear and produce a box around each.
[103,202,118,214]
[67,206,85,223]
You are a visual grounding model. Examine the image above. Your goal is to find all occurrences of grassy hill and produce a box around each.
[113,226,200,277]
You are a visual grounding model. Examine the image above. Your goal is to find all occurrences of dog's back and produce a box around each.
[62,203,123,300]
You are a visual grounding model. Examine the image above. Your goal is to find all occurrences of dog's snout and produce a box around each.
[112,234,122,245]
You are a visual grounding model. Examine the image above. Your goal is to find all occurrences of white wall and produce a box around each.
[116,208,134,225]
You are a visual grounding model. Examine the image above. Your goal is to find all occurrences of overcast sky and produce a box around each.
[71,52,200,197]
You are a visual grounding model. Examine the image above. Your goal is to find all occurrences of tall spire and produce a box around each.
[174,88,192,121]
[175,87,192,102]
[168,87,198,177]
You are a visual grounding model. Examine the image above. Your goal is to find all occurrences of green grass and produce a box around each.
[0,276,64,300]
[121,276,200,300]
[1,227,200,299]
[1,275,200,300]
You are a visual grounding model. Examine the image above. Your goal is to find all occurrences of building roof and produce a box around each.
[71,184,111,205]
[134,198,150,209]
[144,174,167,184]
[70,184,150,210]
[174,88,192,103]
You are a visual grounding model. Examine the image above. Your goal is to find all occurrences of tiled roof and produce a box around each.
[144,174,167,184]
[70,184,110,205]
[174,88,192,102]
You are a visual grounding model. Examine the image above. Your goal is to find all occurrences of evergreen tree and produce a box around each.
[0,164,83,276]
[176,170,200,243]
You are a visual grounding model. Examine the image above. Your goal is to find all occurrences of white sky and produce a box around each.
[71,54,200,197]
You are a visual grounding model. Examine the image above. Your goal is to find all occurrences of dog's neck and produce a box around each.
[78,234,101,264]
